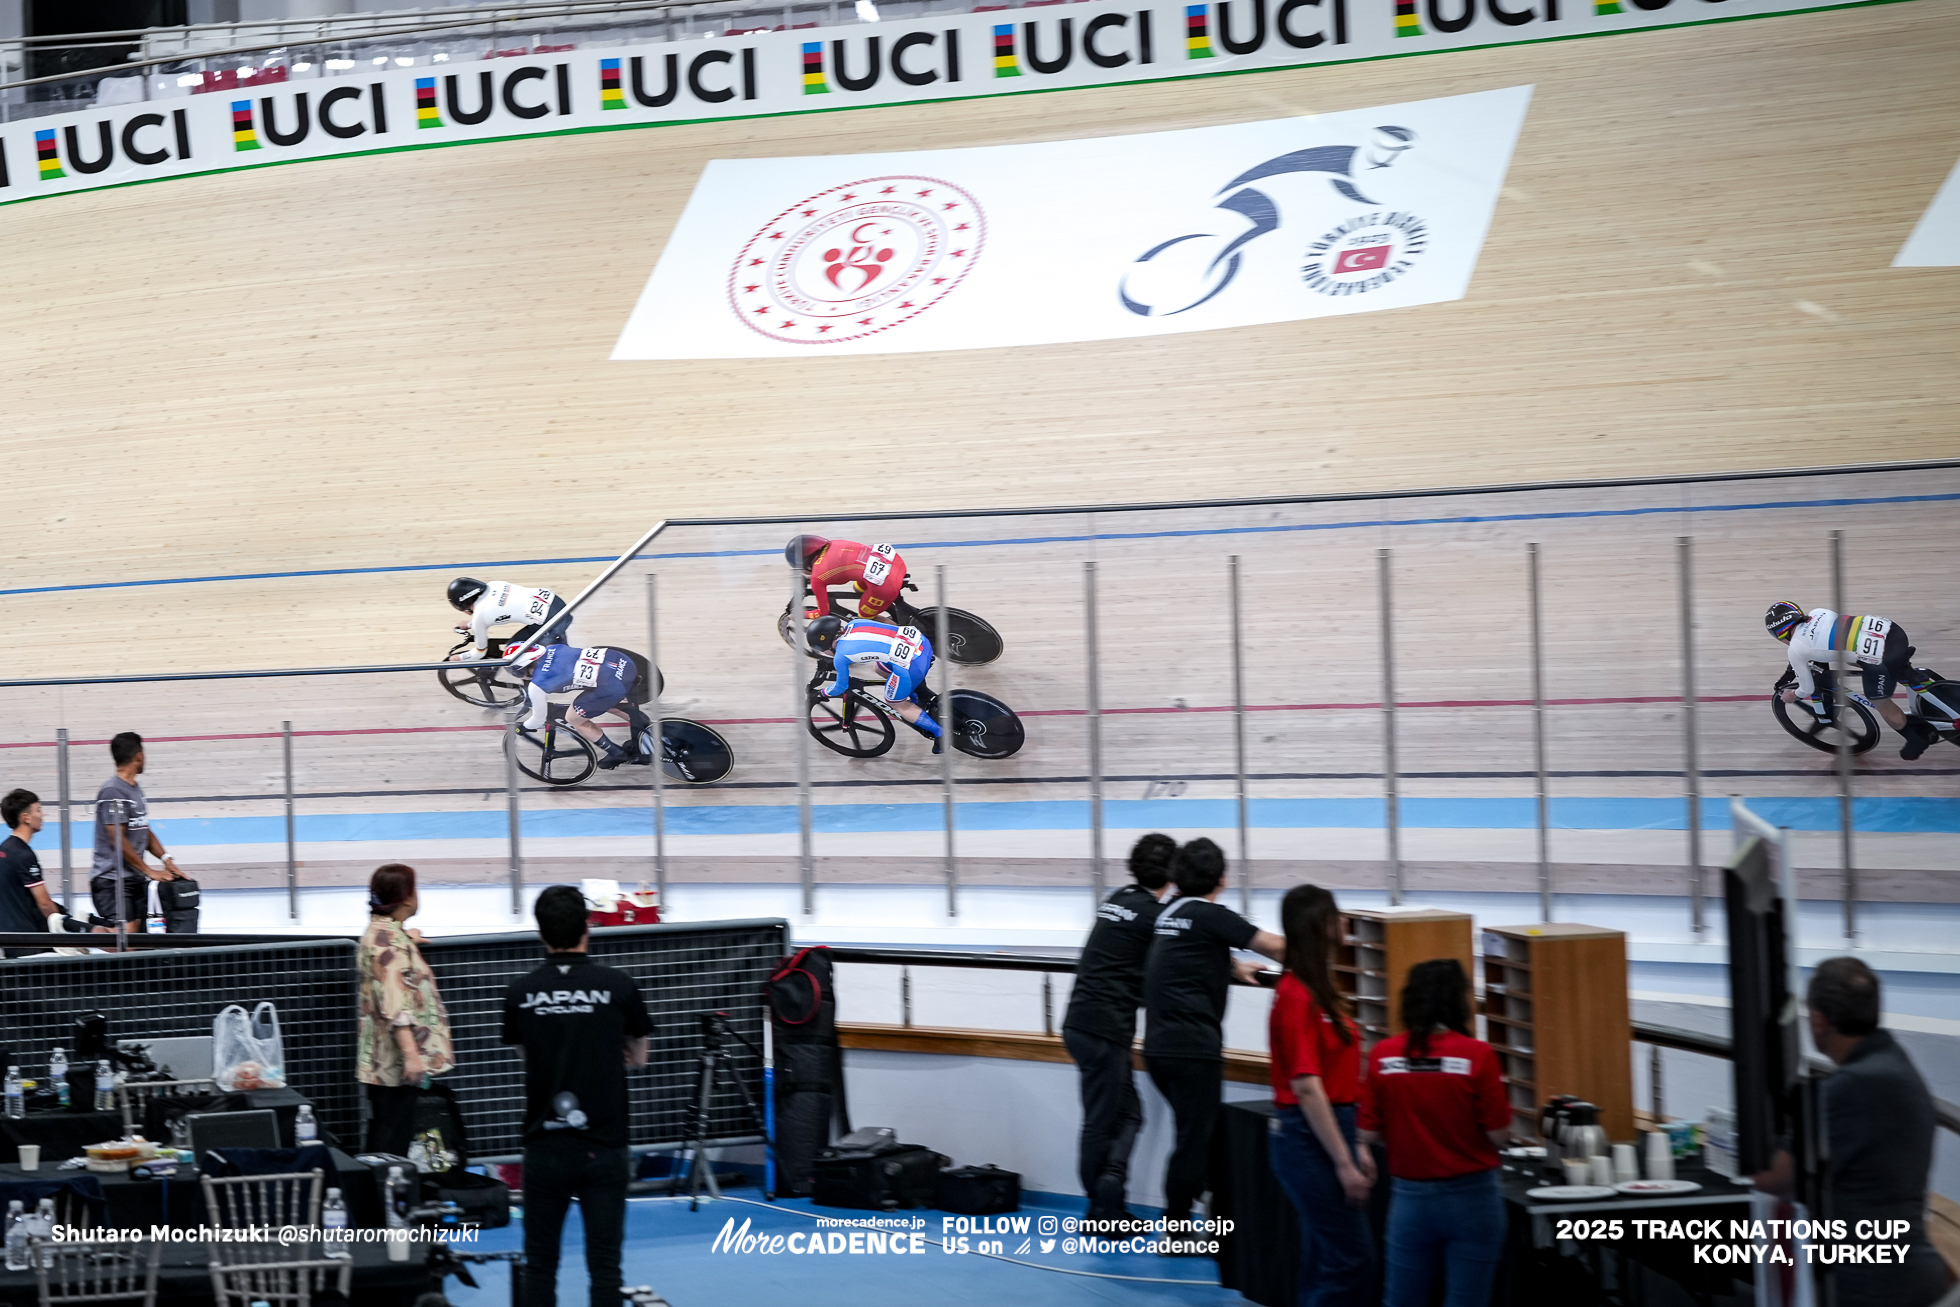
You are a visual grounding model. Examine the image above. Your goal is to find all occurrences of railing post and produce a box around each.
[901,966,912,1028]
[505,714,523,917]
[1042,973,1054,1038]
[792,566,815,916]
[1229,555,1251,916]
[1084,561,1105,914]
[1378,548,1401,905]
[1528,544,1550,924]
[1650,1043,1665,1122]
[1830,529,1856,939]
[648,574,666,907]
[283,721,297,922]
[55,729,71,905]
[1678,537,1703,935]
[936,566,957,919]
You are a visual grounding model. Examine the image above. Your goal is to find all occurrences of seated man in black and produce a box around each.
[1758,957,1947,1307]
[1143,838,1285,1241]
[1061,833,1177,1225]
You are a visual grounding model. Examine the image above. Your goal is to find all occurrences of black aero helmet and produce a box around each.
[448,576,488,613]
[785,535,830,569]
[807,614,846,654]
[1765,601,1805,642]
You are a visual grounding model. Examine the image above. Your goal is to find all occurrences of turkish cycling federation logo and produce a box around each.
[729,176,985,345]
[1120,126,1418,317]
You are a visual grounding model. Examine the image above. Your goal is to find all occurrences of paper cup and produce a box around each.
[1562,1159,1592,1187]
[1612,1144,1638,1185]
[17,1145,39,1171]
[1590,1155,1615,1187]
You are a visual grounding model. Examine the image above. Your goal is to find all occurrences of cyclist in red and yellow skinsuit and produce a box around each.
[785,535,909,622]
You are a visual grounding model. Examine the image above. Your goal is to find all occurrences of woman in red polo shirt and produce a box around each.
[1267,885,1376,1306]
[1358,958,1512,1307]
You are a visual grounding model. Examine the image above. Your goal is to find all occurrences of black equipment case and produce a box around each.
[934,1164,1020,1214]
[810,1143,948,1211]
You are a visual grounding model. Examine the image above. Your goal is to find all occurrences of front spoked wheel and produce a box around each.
[808,693,897,758]
[1770,684,1879,755]
[506,722,598,785]
[438,640,525,710]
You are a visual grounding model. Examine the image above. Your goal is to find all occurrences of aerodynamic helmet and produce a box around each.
[447,576,488,613]
[806,614,846,655]
[505,641,547,673]
[1765,601,1806,643]
[785,535,830,570]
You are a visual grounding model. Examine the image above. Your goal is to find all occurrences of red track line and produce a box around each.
[0,693,1769,749]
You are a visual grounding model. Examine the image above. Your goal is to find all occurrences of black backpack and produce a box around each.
[766,946,850,1197]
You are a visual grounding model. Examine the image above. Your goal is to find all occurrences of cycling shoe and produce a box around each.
[1900,719,1937,761]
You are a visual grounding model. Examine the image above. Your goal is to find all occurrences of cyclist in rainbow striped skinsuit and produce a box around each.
[1767,602,1938,759]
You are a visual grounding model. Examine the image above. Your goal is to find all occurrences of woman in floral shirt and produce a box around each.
[357,863,455,1151]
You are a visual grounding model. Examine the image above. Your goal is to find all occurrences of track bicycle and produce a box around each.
[505,705,735,787]
[1771,663,1960,756]
[803,663,1024,760]
[777,580,1004,666]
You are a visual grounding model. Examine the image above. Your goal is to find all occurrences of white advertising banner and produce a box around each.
[0,0,1885,211]
[611,85,1531,357]
[1894,154,1960,266]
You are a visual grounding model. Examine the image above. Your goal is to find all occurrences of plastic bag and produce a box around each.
[212,1001,287,1090]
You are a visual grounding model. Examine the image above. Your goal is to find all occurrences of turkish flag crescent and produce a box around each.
[1334,244,1392,274]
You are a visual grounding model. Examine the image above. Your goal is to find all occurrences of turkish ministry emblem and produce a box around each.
[727,175,985,344]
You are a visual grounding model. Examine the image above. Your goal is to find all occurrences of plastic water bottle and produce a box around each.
[94,1061,115,1113]
[384,1166,411,1262]
[48,1049,69,1110]
[321,1188,350,1259]
[295,1104,318,1145]
[31,1200,55,1269]
[3,1068,22,1120]
[3,1201,28,1272]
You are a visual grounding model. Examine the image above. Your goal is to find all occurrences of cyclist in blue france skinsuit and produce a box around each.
[807,615,945,754]
[511,643,652,771]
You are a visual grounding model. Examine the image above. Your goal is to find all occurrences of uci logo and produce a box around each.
[1118,125,1416,317]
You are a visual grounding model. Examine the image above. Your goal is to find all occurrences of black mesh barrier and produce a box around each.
[0,939,362,1144]
[421,919,788,1158]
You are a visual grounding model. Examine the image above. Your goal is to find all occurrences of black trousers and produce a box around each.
[1063,1028,1143,1218]
[522,1137,630,1307]
[1145,1054,1223,1225]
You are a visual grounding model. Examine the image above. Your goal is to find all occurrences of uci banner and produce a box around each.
[0,0,1881,207]
[611,87,1532,356]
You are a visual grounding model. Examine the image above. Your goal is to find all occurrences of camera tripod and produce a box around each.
[670,1011,772,1211]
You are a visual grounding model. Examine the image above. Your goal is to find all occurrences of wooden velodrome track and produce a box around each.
[0,2,1956,905]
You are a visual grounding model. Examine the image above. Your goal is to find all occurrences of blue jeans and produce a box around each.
[1383,1167,1505,1307]
[1269,1104,1374,1307]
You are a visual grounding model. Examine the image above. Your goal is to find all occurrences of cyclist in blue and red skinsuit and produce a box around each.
[807,615,944,753]
[511,643,652,771]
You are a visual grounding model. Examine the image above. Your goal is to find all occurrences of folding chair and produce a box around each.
[118,1078,218,1141]
[30,1236,161,1307]
[200,1169,325,1231]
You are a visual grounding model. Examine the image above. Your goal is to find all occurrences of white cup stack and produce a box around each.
[1644,1129,1675,1181]
[1563,1158,1592,1187]
[1612,1143,1639,1185]
[1589,1155,1615,1187]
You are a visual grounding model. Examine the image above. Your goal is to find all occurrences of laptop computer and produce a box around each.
[188,1109,281,1157]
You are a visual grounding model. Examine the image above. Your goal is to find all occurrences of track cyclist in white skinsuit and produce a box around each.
[446,576,574,659]
[1766,601,1939,759]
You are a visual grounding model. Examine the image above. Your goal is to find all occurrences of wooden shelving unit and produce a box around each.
[1482,922,1634,1141]
[1333,908,1475,1048]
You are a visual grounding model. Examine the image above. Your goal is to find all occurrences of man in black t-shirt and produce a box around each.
[1061,833,1176,1224]
[501,886,652,1307]
[1142,838,1285,1235]
[0,790,59,957]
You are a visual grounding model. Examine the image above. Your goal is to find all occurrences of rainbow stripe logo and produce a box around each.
[230,101,260,151]
[34,130,63,179]
[993,25,1021,77]
[1185,5,1214,57]
[1394,0,1423,36]
[415,78,442,129]
[600,58,626,109]
[801,42,828,94]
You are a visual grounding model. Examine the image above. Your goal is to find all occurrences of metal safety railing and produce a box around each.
[6,459,1958,935]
